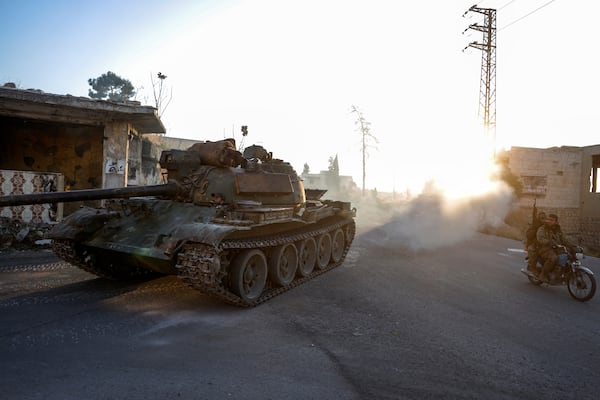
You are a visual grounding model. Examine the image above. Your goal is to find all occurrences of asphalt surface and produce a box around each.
[1,226,600,400]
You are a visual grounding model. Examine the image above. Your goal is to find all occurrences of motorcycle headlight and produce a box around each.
[576,252,584,261]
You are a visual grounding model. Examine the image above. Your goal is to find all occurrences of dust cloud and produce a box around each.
[350,180,514,251]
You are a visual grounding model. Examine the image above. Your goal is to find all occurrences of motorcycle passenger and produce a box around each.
[536,213,574,283]
[525,211,546,273]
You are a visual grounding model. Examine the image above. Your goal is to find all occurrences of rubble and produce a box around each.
[0,217,54,250]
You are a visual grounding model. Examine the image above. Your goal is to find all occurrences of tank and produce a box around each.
[0,139,356,307]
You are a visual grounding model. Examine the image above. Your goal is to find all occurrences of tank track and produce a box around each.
[176,219,356,307]
[51,220,355,307]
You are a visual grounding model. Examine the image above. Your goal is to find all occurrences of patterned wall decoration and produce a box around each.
[0,170,64,224]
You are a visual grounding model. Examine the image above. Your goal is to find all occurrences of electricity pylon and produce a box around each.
[463,5,497,154]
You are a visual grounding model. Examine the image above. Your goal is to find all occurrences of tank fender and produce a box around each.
[163,223,240,254]
[48,207,120,241]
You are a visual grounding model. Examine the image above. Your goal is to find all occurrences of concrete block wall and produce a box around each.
[580,217,600,249]
[508,146,582,210]
[137,135,199,186]
[505,145,600,252]
[508,147,582,236]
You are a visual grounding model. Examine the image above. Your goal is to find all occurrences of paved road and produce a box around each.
[1,226,600,400]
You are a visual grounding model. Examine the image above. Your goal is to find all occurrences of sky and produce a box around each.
[2,0,599,195]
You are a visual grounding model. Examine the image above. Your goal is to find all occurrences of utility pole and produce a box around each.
[463,5,497,154]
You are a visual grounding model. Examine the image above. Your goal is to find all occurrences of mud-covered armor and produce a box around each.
[0,139,356,306]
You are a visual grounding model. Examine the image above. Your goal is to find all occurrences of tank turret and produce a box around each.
[0,139,356,307]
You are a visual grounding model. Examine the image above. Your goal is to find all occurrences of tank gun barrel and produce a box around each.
[0,182,180,207]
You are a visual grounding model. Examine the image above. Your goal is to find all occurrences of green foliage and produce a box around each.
[88,71,136,101]
[500,168,523,197]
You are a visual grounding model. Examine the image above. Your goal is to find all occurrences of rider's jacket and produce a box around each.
[525,218,545,248]
[536,224,573,253]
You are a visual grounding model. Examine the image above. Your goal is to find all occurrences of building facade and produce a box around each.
[504,145,600,250]
[301,170,358,200]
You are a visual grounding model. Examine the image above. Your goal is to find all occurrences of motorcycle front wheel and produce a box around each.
[567,270,596,302]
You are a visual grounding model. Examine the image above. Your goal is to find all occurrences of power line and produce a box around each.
[499,0,558,30]
[470,1,558,32]
[472,0,513,10]
[498,0,517,11]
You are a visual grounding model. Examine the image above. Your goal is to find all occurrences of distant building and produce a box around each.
[301,170,358,199]
[134,134,200,186]
[502,145,600,251]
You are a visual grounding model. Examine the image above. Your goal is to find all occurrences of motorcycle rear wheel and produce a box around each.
[567,270,596,302]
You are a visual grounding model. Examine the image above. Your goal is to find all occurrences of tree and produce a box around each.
[302,163,310,176]
[328,154,339,175]
[88,71,136,101]
[150,71,173,118]
[350,105,378,196]
[495,151,523,197]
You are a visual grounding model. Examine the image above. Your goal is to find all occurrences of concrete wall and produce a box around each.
[0,116,104,189]
[580,145,600,216]
[505,145,600,251]
[137,135,199,185]
[158,136,200,151]
[301,171,358,200]
[0,116,104,215]
[579,145,600,249]
[102,121,130,189]
[0,118,196,193]
[507,146,582,236]
[508,146,582,208]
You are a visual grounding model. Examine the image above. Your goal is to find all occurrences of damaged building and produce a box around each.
[0,85,179,246]
[301,170,358,199]
[502,145,600,252]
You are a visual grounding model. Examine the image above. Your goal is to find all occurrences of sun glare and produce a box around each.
[438,157,499,200]
[429,132,501,201]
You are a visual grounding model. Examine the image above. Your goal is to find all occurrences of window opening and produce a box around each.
[590,155,600,193]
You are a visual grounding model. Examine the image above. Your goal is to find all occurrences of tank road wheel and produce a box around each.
[230,249,268,304]
[297,237,317,277]
[331,229,345,263]
[316,233,332,270]
[269,244,299,286]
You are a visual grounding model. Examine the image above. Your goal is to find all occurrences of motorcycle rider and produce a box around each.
[536,213,574,283]
[525,211,546,273]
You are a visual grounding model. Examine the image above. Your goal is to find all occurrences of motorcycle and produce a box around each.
[521,245,596,302]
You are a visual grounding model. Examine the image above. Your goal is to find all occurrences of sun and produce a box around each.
[427,129,501,201]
